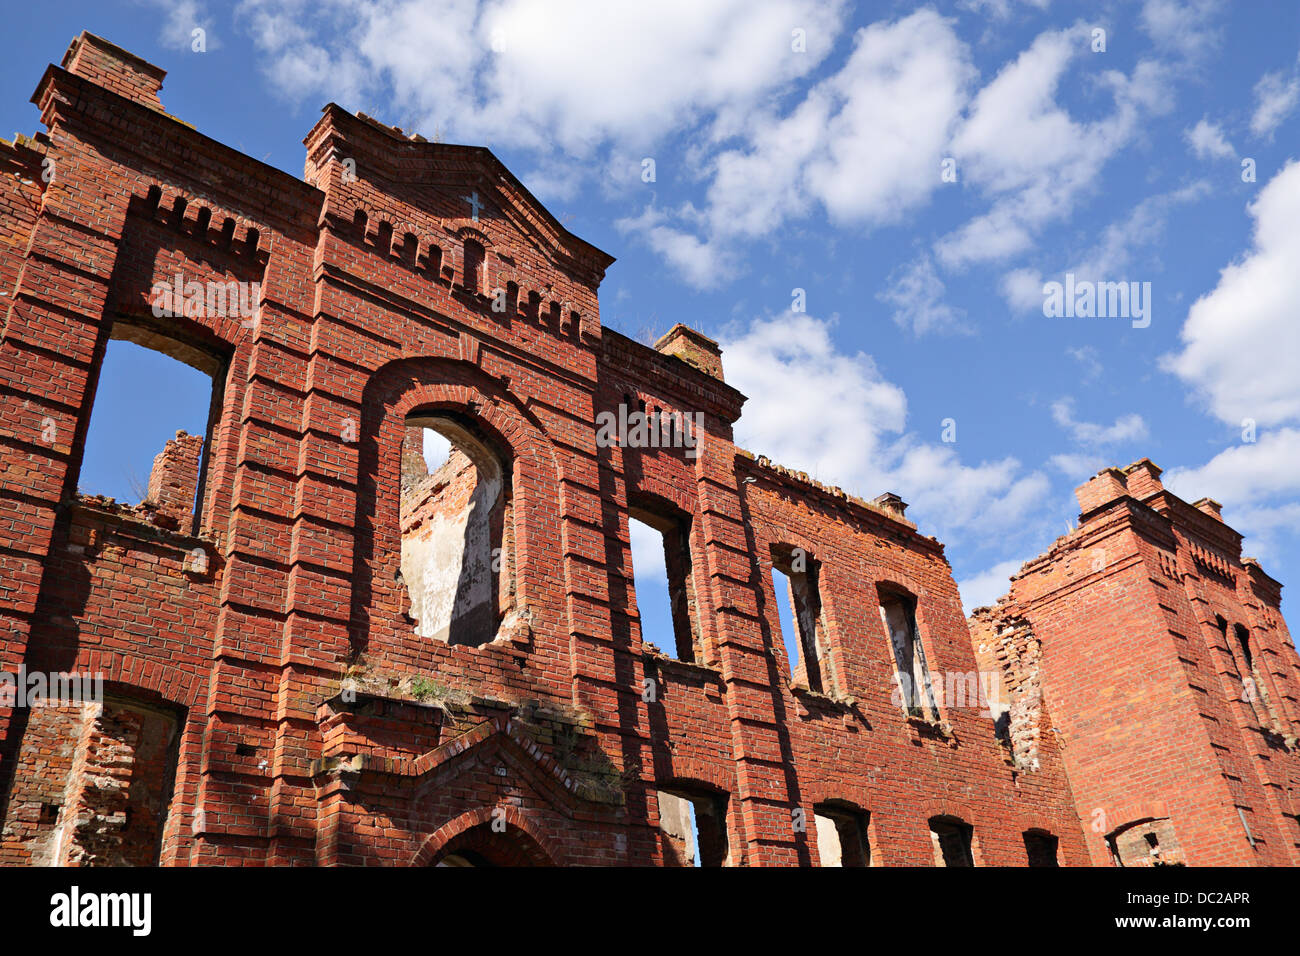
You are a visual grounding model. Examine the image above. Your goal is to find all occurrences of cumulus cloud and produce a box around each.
[144,0,221,50]
[1184,118,1235,159]
[1140,0,1223,64]
[620,9,973,283]
[958,0,1050,18]
[1000,181,1210,315]
[876,255,970,336]
[720,313,1049,543]
[1164,428,1300,506]
[237,0,846,155]
[1162,160,1300,426]
[936,25,1162,269]
[1164,429,1300,566]
[1051,398,1148,445]
[1250,67,1300,138]
[957,558,1028,616]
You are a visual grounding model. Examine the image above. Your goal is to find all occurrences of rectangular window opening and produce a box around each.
[770,546,826,693]
[81,326,225,535]
[629,508,698,662]
[879,591,938,720]
[1023,829,1060,867]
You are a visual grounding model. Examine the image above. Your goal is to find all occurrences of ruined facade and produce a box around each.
[974,460,1300,866]
[0,34,1294,867]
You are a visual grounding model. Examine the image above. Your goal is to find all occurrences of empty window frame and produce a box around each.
[399,413,514,646]
[462,239,485,295]
[1105,818,1185,867]
[929,815,975,867]
[1023,829,1060,867]
[628,502,699,662]
[1219,616,1284,730]
[878,588,938,720]
[814,804,870,867]
[81,323,226,535]
[770,545,828,692]
[656,788,730,867]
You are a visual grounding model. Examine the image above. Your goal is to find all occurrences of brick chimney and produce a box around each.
[1075,467,1129,515]
[654,324,724,380]
[1123,458,1164,500]
[145,430,203,524]
[1192,497,1224,521]
[62,32,166,112]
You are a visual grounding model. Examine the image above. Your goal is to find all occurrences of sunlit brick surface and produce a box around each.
[0,32,1293,867]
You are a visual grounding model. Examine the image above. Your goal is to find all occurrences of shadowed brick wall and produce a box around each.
[0,31,1291,867]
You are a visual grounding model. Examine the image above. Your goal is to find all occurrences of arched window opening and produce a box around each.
[928,815,975,867]
[1023,828,1059,867]
[814,803,870,867]
[462,239,485,294]
[399,412,514,646]
[656,787,730,867]
[1105,818,1185,867]
[770,544,827,693]
[878,586,938,721]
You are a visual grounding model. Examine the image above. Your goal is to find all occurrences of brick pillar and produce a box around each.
[145,430,203,523]
[61,32,166,112]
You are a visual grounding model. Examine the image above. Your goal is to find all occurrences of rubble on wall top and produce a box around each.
[737,448,921,534]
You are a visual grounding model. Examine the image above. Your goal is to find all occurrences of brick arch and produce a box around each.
[650,756,736,798]
[627,475,697,520]
[410,805,563,866]
[350,357,566,652]
[803,786,873,815]
[69,649,202,710]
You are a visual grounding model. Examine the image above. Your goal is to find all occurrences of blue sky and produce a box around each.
[4,0,1299,639]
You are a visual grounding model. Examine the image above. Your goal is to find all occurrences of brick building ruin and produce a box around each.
[0,33,1296,866]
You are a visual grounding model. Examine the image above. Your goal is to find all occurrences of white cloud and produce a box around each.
[238,0,847,155]
[936,25,1159,268]
[1048,452,1106,478]
[1250,68,1300,138]
[877,255,969,336]
[1000,268,1045,313]
[622,9,973,283]
[1164,428,1300,506]
[1140,0,1223,63]
[721,313,1049,543]
[1051,398,1148,445]
[1184,118,1235,159]
[1162,160,1300,426]
[957,558,1027,616]
[1000,182,1209,315]
[1066,345,1103,382]
[614,205,732,290]
[1164,428,1300,567]
[144,0,221,50]
[958,0,1049,18]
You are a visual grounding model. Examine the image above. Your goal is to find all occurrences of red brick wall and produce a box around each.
[979,463,1300,866]
[1,31,1290,867]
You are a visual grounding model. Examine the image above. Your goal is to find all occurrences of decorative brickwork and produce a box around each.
[976,460,1300,866]
[0,32,1294,867]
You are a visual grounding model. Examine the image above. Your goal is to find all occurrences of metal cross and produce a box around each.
[462,190,483,222]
